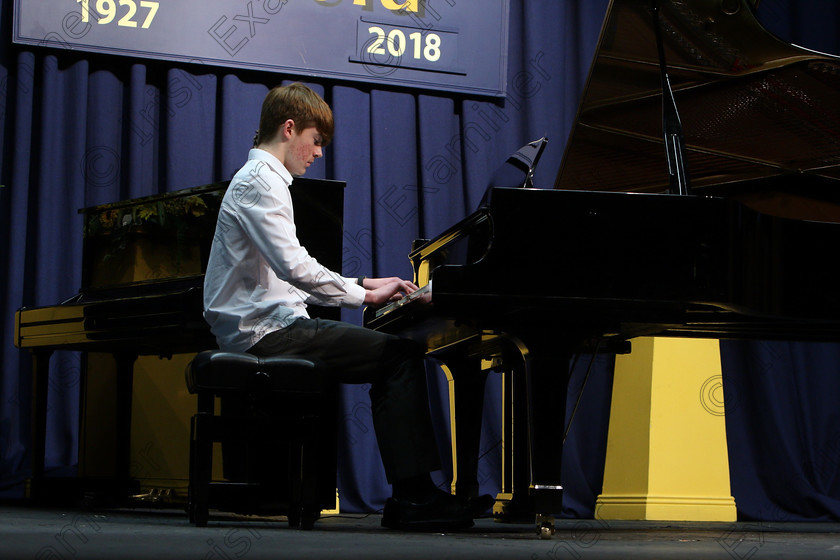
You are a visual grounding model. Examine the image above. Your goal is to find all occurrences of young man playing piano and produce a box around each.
[202,82,477,531]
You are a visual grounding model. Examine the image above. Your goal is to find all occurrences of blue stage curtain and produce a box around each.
[2,0,839,521]
[721,340,840,521]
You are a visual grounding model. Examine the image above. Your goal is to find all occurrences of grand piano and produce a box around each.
[364,0,840,532]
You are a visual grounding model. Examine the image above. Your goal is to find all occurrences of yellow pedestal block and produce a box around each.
[595,337,736,521]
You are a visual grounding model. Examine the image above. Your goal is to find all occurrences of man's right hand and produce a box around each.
[363,277,418,307]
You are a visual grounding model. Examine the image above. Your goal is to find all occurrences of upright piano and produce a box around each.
[364,0,840,529]
[14,178,346,500]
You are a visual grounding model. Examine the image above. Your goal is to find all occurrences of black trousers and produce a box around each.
[247,317,441,483]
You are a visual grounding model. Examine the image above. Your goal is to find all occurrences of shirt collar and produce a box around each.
[248,148,293,186]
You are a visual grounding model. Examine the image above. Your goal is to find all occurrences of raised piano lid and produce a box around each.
[554,0,840,222]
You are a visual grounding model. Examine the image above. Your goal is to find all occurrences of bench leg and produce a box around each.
[189,413,213,527]
[288,413,321,530]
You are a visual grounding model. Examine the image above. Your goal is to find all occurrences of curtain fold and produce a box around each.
[2,0,839,520]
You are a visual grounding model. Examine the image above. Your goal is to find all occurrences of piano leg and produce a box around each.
[526,346,569,538]
[434,332,569,536]
[437,353,489,500]
[114,352,138,493]
[495,337,531,520]
[27,349,53,499]
[494,335,569,537]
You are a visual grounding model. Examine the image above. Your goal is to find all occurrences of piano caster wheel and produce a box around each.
[536,514,555,539]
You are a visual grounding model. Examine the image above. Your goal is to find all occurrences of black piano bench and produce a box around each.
[185,350,334,529]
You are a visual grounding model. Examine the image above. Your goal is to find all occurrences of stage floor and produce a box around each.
[2,503,840,559]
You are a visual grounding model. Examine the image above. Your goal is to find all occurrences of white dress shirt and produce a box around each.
[203,149,365,352]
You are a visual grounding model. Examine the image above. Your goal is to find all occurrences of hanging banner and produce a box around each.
[13,0,510,97]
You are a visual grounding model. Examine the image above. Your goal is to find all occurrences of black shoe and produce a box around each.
[462,494,495,518]
[381,490,474,532]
